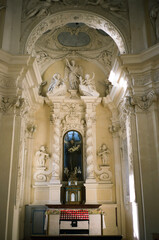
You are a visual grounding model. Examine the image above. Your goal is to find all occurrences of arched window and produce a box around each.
[63,130,83,181]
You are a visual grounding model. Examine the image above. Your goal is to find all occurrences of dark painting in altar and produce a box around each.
[63,131,83,181]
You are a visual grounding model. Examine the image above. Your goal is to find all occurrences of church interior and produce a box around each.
[0,0,159,240]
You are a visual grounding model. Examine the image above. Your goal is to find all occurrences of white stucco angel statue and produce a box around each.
[48,73,63,92]
[84,72,96,90]
[79,72,99,97]
[47,73,67,96]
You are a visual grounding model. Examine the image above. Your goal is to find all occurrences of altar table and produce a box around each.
[45,206,103,236]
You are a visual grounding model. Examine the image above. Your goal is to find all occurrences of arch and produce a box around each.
[24,10,127,55]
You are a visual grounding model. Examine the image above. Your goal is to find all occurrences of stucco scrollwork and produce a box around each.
[0,96,17,114]
[118,96,134,138]
[95,166,112,183]
[0,76,16,88]
[119,90,157,114]
[132,73,151,86]
[26,122,37,137]
[131,90,157,111]
[27,21,49,54]
[23,0,127,19]
[62,114,85,135]
[108,123,120,135]
[62,103,85,134]
[22,1,51,22]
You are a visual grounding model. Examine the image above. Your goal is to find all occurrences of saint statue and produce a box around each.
[64,59,83,90]
[35,146,49,168]
[97,144,110,165]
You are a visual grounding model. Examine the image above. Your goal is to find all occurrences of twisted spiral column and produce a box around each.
[86,115,95,179]
[51,115,61,181]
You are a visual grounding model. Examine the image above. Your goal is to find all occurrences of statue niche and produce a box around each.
[63,130,83,182]
[62,130,85,205]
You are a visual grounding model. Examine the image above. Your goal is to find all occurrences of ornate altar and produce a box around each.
[45,204,103,236]
[31,59,115,236]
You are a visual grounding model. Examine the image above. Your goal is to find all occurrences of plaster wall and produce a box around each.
[1,1,159,240]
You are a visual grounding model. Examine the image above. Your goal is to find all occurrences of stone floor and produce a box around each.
[31,235,122,240]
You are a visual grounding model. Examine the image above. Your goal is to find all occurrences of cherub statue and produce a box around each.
[97,144,110,165]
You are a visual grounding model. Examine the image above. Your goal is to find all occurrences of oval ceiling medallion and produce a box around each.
[57,31,90,47]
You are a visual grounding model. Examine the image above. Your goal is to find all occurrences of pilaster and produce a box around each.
[2,0,23,54]
[129,93,159,239]
[128,0,148,53]
[103,95,125,237]
[119,47,159,240]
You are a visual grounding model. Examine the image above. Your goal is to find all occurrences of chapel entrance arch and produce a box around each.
[24,10,128,55]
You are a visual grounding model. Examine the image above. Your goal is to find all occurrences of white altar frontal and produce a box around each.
[45,205,104,236]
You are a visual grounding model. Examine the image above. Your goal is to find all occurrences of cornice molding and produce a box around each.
[120,43,159,72]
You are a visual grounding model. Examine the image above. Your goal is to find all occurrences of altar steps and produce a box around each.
[31,235,122,240]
